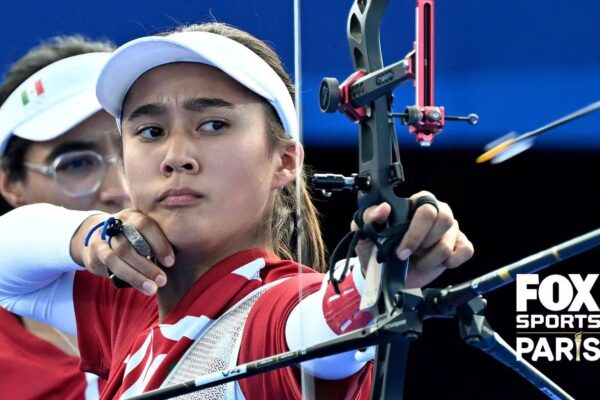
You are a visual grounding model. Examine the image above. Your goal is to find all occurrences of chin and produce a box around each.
[147,209,198,240]
[164,222,203,246]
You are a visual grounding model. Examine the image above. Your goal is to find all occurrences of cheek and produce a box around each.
[125,170,151,209]
[123,149,157,209]
[216,151,271,195]
[22,176,58,201]
[64,195,96,211]
[23,177,94,210]
[222,153,276,212]
[222,138,273,177]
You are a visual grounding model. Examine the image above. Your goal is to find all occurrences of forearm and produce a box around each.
[285,258,375,379]
[0,203,102,292]
[0,203,104,333]
[0,271,79,335]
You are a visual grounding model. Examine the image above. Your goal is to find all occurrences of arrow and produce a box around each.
[477,100,600,164]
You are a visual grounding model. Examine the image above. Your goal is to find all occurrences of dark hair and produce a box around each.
[0,35,116,183]
[169,23,327,272]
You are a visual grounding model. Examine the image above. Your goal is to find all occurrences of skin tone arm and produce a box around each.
[70,191,473,296]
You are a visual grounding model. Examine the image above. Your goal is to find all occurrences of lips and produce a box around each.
[158,188,203,206]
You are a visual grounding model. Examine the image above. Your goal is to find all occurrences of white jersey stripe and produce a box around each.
[123,332,153,376]
[158,315,212,341]
[122,342,156,398]
[231,258,265,281]
[84,373,100,400]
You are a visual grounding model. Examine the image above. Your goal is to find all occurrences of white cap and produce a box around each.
[0,52,112,155]
[96,31,298,139]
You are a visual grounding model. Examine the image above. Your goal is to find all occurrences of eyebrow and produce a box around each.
[44,141,99,163]
[126,97,235,123]
[183,98,234,112]
[126,103,167,122]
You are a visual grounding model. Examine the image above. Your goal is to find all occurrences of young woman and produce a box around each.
[0,36,129,399]
[0,23,473,399]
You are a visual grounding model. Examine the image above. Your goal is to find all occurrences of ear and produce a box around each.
[272,141,304,190]
[0,168,26,207]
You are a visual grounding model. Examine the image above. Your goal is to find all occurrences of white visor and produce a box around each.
[0,53,112,155]
[96,31,298,139]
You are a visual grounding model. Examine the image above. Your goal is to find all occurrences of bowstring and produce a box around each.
[293,0,317,397]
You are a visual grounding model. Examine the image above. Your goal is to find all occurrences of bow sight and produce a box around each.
[314,0,477,201]
[318,0,478,144]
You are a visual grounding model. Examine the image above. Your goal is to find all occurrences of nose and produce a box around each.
[97,164,131,211]
[160,134,200,177]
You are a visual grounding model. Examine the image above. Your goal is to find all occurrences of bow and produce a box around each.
[310,1,587,399]
[311,1,477,398]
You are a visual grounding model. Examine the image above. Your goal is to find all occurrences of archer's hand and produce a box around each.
[70,209,175,295]
[352,191,474,288]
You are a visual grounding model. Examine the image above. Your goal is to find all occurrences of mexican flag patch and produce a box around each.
[21,80,45,106]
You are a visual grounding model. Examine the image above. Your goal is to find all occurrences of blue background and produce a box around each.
[2,2,600,399]
[2,0,599,150]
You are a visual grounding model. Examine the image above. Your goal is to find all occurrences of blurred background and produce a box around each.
[2,1,599,398]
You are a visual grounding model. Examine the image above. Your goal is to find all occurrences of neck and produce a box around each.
[156,220,272,321]
[155,237,272,321]
[156,248,211,321]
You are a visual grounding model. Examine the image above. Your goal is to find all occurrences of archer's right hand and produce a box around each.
[70,209,175,295]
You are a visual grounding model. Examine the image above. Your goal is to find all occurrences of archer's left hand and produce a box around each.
[352,191,474,288]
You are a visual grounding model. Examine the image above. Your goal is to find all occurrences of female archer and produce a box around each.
[0,22,473,398]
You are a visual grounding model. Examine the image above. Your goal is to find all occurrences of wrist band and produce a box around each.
[84,216,123,247]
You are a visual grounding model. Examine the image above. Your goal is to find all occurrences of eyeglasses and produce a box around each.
[23,150,121,197]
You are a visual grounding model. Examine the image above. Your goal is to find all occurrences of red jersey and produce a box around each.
[0,307,100,400]
[73,248,371,399]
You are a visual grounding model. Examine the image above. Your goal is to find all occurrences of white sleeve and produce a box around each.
[285,258,375,380]
[0,203,105,335]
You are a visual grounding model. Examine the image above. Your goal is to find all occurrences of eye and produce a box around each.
[136,126,164,139]
[198,120,228,133]
[55,154,101,175]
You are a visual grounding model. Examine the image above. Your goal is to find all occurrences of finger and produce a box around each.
[362,202,392,224]
[405,226,474,288]
[351,203,391,275]
[403,221,458,289]
[442,231,474,269]
[396,194,439,259]
[119,211,175,267]
[419,201,455,249]
[85,249,111,278]
[83,235,114,277]
[405,264,446,289]
[350,203,391,232]
[410,221,459,273]
[110,235,168,287]
[72,213,110,267]
[96,245,160,295]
